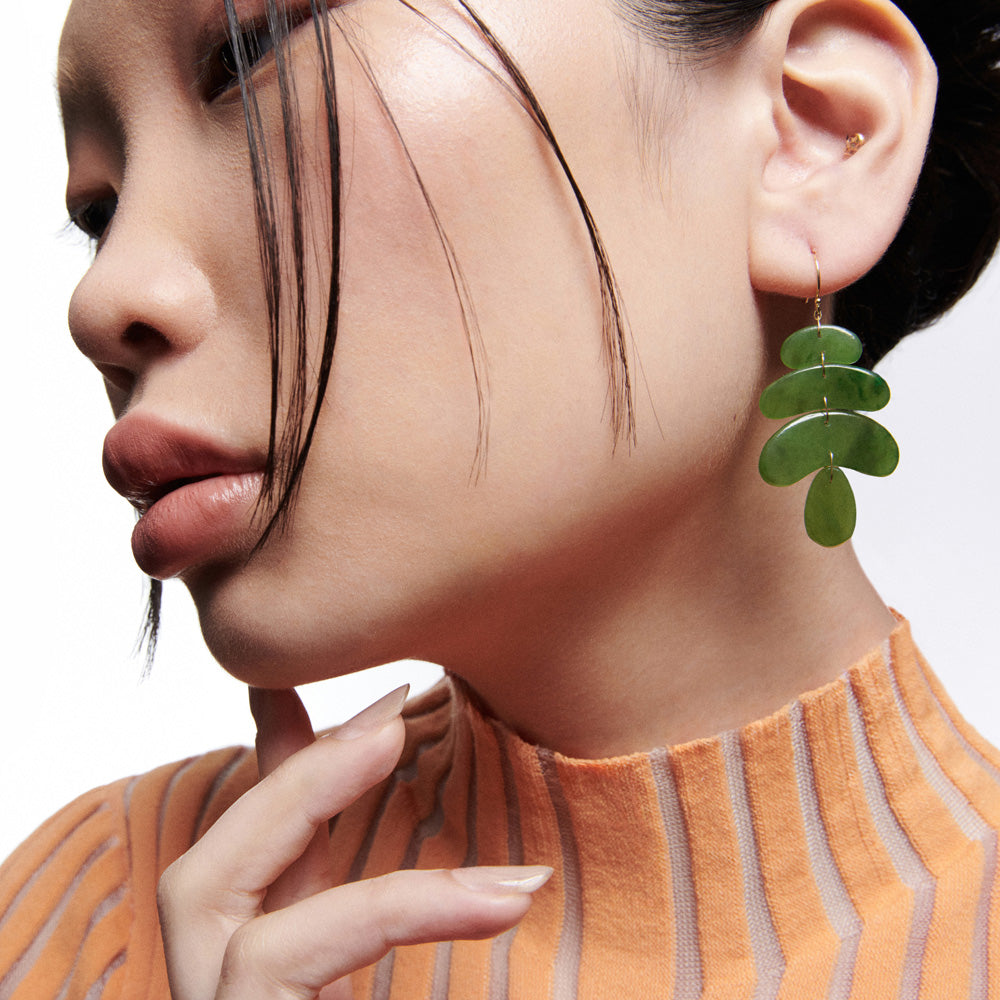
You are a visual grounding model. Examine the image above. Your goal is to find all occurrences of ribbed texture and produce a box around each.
[2,619,1000,998]
[0,747,254,1000]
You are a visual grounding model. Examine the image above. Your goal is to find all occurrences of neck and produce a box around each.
[440,434,896,758]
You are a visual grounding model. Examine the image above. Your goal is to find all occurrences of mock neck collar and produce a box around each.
[416,618,1000,991]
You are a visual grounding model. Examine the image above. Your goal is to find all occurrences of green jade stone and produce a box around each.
[759,365,890,419]
[759,411,899,486]
[805,467,857,547]
[781,326,863,370]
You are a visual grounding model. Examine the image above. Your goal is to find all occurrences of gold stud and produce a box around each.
[845,133,867,157]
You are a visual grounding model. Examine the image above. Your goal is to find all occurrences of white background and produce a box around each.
[2,3,998,862]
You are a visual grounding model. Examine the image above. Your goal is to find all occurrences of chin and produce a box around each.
[197,611,384,689]
[187,566,409,689]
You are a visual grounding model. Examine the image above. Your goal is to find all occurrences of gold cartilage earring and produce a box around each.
[845,133,867,157]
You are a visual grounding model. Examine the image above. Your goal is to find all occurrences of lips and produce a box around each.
[103,414,266,578]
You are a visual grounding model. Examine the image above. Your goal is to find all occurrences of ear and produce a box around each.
[747,0,938,296]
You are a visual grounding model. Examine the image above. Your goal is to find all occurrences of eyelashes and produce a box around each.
[203,19,281,100]
[202,4,319,101]
[68,193,118,244]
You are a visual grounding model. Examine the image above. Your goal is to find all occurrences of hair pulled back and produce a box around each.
[620,0,1000,363]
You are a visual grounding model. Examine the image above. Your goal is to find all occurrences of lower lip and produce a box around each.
[131,472,265,579]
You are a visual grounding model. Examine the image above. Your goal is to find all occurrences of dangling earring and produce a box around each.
[758,253,898,547]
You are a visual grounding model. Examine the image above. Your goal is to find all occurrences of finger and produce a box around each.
[250,687,316,779]
[250,687,331,910]
[317,981,352,1000]
[216,867,553,1000]
[159,687,409,926]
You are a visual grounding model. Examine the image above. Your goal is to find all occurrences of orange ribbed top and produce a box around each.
[3,619,1000,998]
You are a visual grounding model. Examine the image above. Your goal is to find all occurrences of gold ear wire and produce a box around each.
[812,251,823,331]
[813,252,829,418]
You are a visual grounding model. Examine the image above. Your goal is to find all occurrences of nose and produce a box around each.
[68,196,217,404]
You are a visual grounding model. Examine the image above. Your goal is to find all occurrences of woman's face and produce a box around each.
[59,0,765,684]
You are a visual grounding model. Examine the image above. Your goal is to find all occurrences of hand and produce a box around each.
[157,685,551,1000]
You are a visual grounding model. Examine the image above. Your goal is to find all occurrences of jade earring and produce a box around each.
[758,255,898,547]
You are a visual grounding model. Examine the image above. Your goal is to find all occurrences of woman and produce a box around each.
[3,0,1000,996]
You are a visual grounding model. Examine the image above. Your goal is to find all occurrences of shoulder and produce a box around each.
[0,745,255,1000]
[0,683,457,1000]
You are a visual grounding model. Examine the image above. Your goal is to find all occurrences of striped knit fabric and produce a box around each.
[2,618,1000,998]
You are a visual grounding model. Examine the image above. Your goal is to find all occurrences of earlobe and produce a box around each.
[748,0,938,296]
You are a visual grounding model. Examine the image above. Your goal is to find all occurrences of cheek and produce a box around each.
[308,16,615,475]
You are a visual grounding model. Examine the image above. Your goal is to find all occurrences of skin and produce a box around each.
[58,0,937,991]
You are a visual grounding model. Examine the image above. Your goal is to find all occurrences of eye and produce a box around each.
[68,194,119,243]
[202,3,322,103]
[204,21,278,100]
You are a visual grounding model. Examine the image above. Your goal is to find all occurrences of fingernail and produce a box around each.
[451,866,554,894]
[334,684,410,740]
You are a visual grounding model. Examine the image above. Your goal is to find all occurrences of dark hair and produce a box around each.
[140,0,1000,660]
[618,0,1000,366]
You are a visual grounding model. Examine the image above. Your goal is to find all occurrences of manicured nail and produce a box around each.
[334,685,410,740]
[451,866,554,894]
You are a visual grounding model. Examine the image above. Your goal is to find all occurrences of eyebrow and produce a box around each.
[57,47,123,152]
[57,44,90,126]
